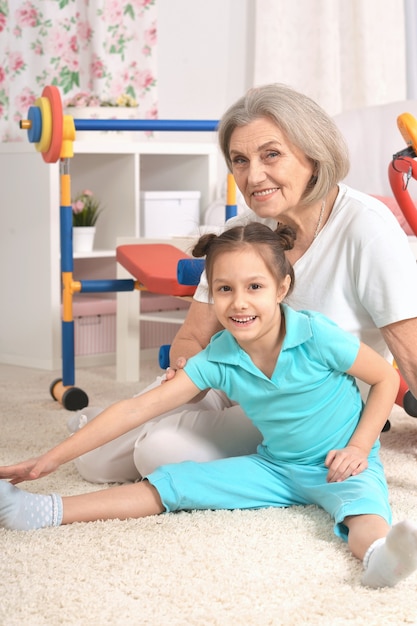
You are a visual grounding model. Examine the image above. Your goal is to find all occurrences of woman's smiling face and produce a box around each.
[229,117,315,219]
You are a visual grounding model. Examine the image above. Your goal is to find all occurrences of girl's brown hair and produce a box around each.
[193,222,296,297]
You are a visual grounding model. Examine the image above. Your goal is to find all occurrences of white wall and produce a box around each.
[157,0,254,119]
[157,0,255,201]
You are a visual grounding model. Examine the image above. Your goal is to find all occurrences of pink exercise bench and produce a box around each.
[116,243,197,297]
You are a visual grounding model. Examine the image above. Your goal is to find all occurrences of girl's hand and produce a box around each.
[325,446,368,483]
[0,454,59,485]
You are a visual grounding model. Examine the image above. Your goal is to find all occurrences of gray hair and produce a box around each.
[218,83,350,205]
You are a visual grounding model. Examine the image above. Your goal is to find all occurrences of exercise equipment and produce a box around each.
[389,112,417,236]
[385,111,417,422]
[20,86,219,164]
[20,85,221,410]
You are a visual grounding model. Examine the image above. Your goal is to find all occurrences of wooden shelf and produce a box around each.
[73,249,116,259]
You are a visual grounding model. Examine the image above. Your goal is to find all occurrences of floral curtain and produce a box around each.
[0,0,158,142]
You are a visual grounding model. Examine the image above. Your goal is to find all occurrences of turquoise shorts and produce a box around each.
[146,453,392,540]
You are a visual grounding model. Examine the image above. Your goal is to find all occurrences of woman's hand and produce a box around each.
[0,453,60,485]
[164,357,209,403]
[325,445,369,482]
[164,356,187,382]
[169,300,223,366]
[164,300,222,402]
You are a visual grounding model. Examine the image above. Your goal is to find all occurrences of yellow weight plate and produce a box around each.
[34,97,52,153]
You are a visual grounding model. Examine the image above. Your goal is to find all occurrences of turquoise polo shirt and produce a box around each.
[184,304,366,465]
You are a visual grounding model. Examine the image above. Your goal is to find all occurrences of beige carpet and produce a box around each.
[1,361,417,626]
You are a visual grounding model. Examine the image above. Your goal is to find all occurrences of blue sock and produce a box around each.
[0,480,63,531]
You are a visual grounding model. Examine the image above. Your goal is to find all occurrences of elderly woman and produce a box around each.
[70,83,417,483]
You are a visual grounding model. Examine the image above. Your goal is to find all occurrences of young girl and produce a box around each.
[1,223,416,589]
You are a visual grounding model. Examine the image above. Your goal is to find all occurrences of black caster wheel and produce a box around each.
[50,377,63,401]
[62,387,89,411]
[403,390,417,417]
[49,378,89,411]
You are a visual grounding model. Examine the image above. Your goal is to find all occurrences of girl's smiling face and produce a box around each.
[229,117,315,219]
[211,245,290,351]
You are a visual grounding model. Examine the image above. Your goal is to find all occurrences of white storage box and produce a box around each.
[140,191,201,237]
[69,294,190,356]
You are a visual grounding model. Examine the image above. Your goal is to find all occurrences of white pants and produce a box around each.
[73,376,263,484]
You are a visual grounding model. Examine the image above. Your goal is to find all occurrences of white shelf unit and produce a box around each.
[115,235,196,382]
[0,140,219,370]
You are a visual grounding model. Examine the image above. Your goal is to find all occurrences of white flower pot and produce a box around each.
[64,107,139,142]
[73,226,96,253]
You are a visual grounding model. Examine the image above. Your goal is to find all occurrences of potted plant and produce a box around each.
[72,189,102,253]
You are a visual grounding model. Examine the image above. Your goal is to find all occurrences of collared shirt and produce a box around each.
[184,304,366,465]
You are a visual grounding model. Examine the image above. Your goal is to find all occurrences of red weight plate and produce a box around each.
[42,85,63,163]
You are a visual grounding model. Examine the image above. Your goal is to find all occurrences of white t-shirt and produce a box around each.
[194,184,417,362]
